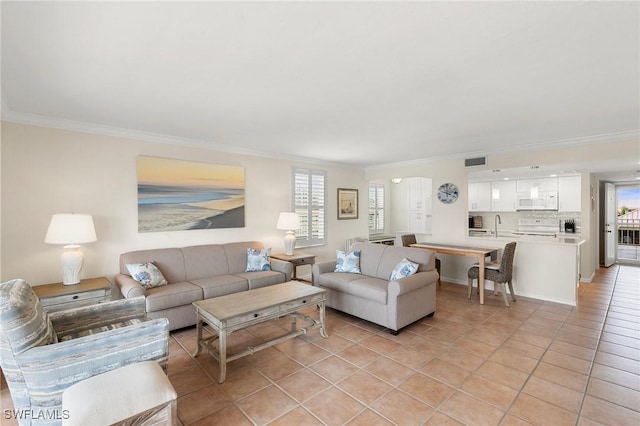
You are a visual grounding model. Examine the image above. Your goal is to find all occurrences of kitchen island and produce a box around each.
[433,234,585,306]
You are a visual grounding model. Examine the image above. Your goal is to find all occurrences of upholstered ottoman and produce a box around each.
[62,361,177,426]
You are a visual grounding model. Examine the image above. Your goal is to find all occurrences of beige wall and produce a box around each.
[2,121,636,288]
[1,122,368,285]
[365,137,639,283]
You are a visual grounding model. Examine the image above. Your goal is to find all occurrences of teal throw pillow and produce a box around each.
[126,262,168,289]
[334,250,361,273]
[389,258,419,281]
[246,248,271,272]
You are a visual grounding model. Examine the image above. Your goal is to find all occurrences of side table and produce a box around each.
[32,277,114,312]
[270,252,316,282]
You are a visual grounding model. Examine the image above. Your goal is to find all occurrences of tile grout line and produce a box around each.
[576,265,640,424]
[573,265,619,426]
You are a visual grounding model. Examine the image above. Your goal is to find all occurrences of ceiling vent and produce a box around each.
[465,156,487,167]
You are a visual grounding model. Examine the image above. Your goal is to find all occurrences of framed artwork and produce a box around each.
[137,156,245,232]
[337,188,358,220]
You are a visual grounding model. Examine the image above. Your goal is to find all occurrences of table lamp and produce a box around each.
[276,212,300,256]
[45,213,97,285]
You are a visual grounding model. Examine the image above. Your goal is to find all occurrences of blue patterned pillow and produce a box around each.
[389,258,419,281]
[334,250,361,273]
[246,248,271,272]
[126,262,168,289]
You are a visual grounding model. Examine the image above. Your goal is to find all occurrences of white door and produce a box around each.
[604,182,616,267]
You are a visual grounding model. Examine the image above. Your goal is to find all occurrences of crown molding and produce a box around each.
[1,109,360,169]
[366,129,640,172]
[3,108,637,172]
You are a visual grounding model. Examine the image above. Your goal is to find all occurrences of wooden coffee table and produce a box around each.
[192,281,327,383]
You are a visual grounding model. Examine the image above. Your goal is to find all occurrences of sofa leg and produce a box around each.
[389,329,399,336]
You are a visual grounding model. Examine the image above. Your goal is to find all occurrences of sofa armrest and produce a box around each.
[312,260,337,286]
[270,258,294,281]
[115,273,146,298]
[17,317,169,407]
[388,271,439,297]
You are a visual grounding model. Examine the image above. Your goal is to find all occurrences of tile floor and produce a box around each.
[1,265,638,425]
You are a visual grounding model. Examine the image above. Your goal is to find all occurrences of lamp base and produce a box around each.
[60,245,83,285]
[283,231,296,256]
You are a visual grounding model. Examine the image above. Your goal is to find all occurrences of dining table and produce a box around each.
[410,242,500,305]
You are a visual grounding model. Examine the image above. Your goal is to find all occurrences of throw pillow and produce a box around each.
[334,250,361,273]
[126,262,168,289]
[246,247,271,272]
[389,258,419,281]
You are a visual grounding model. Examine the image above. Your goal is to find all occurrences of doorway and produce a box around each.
[616,184,640,264]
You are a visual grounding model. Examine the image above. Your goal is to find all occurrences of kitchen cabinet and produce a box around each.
[408,210,432,234]
[516,177,558,193]
[491,180,517,211]
[406,177,432,233]
[468,182,491,212]
[408,177,431,211]
[558,175,581,212]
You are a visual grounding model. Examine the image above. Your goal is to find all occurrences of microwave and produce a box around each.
[516,190,558,211]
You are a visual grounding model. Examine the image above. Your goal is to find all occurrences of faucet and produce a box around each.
[495,214,502,238]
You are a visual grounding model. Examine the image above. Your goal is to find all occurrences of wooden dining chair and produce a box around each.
[401,234,441,286]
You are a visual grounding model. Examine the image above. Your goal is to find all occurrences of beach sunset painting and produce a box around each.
[137,156,245,232]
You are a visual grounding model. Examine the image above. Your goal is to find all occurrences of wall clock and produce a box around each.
[437,182,459,204]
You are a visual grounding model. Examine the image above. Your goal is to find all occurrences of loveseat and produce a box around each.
[115,241,293,330]
[312,242,438,334]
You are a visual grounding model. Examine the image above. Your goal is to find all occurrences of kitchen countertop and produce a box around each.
[468,230,584,245]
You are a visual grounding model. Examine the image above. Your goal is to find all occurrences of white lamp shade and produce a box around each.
[276,212,301,231]
[45,214,96,285]
[45,214,97,245]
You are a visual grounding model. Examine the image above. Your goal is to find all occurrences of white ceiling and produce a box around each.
[2,1,639,180]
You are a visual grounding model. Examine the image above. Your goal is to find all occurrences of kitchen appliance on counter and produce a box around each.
[513,218,559,236]
[564,219,576,233]
[468,216,483,228]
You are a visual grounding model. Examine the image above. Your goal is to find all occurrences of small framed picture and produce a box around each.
[337,188,358,220]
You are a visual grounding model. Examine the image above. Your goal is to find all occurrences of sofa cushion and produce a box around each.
[334,250,361,273]
[58,318,146,342]
[317,273,387,304]
[234,271,287,290]
[145,282,203,312]
[389,258,419,281]
[120,248,186,284]
[223,241,266,274]
[126,262,168,289]
[349,243,387,277]
[246,248,271,272]
[190,275,249,299]
[183,244,229,281]
[349,242,434,280]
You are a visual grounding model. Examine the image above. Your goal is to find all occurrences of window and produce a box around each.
[369,183,385,234]
[293,168,326,247]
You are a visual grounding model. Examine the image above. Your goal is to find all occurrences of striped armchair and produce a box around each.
[0,279,170,426]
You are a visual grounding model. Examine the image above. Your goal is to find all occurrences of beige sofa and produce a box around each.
[115,241,292,330]
[312,242,438,334]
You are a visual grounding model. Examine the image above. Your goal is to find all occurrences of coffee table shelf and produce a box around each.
[192,281,327,383]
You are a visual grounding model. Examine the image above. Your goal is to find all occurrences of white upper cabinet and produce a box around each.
[468,182,491,212]
[408,177,431,211]
[558,175,581,212]
[406,177,432,233]
[491,180,517,211]
[516,177,558,193]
